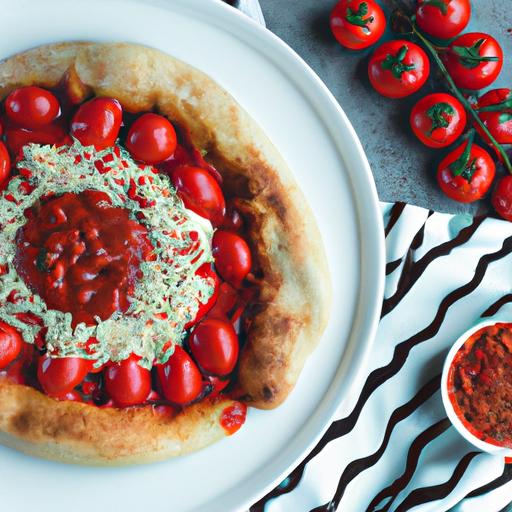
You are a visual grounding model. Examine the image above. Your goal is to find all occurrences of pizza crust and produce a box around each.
[0,42,331,463]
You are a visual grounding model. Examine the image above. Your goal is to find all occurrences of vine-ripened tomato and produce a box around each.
[37,354,90,397]
[190,318,239,376]
[0,141,11,188]
[5,86,61,129]
[185,263,220,329]
[5,123,68,157]
[475,88,512,146]
[156,346,203,405]
[170,165,226,225]
[212,231,252,287]
[410,93,467,148]
[492,176,512,221]
[444,33,503,91]
[126,113,177,164]
[330,0,386,50]
[416,0,470,40]
[104,354,151,407]
[70,97,123,151]
[368,40,430,99]
[0,321,23,369]
[437,135,495,203]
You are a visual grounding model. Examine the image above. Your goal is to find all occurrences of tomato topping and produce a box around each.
[416,0,470,40]
[475,88,512,148]
[0,141,11,188]
[190,318,239,376]
[368,40,430,99]
[330,0,386,50]
[437,134,495,203]
[156,346,203,405]
[37,354,90,397]
[208,375,230,399]
[125,113,177,164]
[104,355,151,407]
[220,402,247,435]
[170,165,226,225]
[212,231,252,286]
[70,97,123,151]
[5,123,67,156]
[492,176,512,222]
[410,93,466,148]
[5,86,61,129]
[0,321,23,369]
[444,33,503,91]
[185,263,220,330]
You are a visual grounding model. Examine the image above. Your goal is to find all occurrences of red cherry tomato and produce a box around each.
[212,231,252,286]
[37,354,90,397]
[126,113,177,164]
[416,0,470,40]
[104,354,151,407]
[5,87,61,129]
[156,346,203,405]
[492,176,512,221]
[0,321,23,369]
[475,88,512,147]
[0,142,11,188]
[70,97,123,151]
[190,319,239,376]
[185,263,220,330]
[410,93,467,148]
[330,0,386,50]
[368,40,430,99]
[170,165,226,225]
[208,375,230,398]
[437,136,495,203]
[444,33,503,91]
[5,123,67,156]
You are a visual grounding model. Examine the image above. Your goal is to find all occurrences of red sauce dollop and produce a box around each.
[14,190,152,326]
[448,322,512,448]
[220,401,247,435]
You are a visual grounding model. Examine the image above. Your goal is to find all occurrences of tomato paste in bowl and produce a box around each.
[442,321,512,454]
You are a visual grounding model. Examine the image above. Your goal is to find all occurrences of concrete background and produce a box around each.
[258,0,512,215]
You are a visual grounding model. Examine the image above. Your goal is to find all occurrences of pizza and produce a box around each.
[0,42,331,465]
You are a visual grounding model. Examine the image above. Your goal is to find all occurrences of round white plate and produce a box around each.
[0,1,384,510]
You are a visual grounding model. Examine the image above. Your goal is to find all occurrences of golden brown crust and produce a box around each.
[0,42,331,463]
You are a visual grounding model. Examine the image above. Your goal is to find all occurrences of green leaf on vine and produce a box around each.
[422,0,449,16]
[346,2,374,31]
[382,45,416,80]
[427,102,456,133]
[450,131,476,180]
[452,39,499,69]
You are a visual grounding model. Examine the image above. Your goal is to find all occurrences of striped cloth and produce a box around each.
[251,203,512,511]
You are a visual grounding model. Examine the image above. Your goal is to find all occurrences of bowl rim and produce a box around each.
[441,317,512,456]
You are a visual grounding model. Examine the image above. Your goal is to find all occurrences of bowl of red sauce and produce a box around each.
[442,320,512,454]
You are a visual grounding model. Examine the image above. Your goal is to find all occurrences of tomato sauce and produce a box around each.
[14,190,152,326]
[220,402,247,435]
[448,322,512,448]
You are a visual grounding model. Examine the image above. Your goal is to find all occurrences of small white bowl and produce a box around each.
[441,318,512,456]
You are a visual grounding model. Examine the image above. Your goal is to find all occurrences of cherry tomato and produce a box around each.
[70,97,123,150]
[492,176,512,221]
[190,318,239,376]
[0,321,23,369]
[410,93,466,148]
[104,354,151,407]
[37,354,90,397]
[5,87,60,129]
[126,113,177,164]
[0,142,11,188]
[5,123,67,156]
[368,40,430,99]
[416,0,470,40]
[437,136,495,203]
[156,346,203,405]
[444,33,503,91]
[475,88,512,147]
[208,375,230,398]
[185,263,220,330]
[330,0,386,50]
[170,165,226,225]
[212,231,252,286]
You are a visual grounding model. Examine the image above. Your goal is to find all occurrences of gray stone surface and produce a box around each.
[259,0,512,215]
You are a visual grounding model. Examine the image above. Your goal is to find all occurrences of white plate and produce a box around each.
[0,1,385,510]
